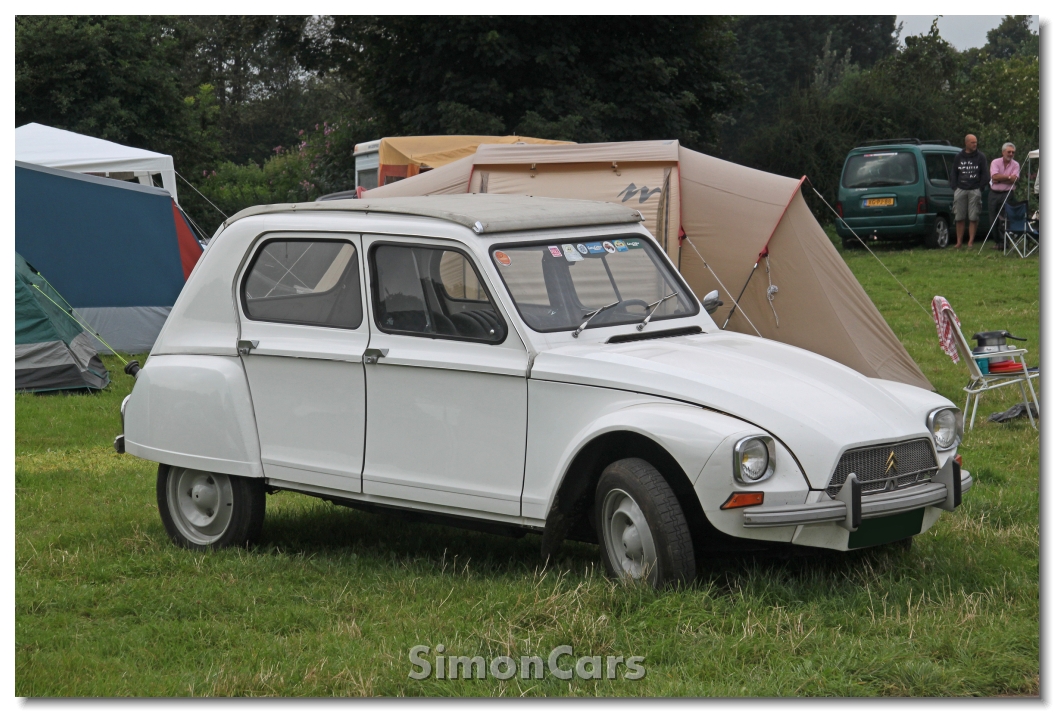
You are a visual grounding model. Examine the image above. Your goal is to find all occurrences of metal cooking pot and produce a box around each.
[972,330,1026,365]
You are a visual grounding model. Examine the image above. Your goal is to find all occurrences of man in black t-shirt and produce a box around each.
[949,134,989,248]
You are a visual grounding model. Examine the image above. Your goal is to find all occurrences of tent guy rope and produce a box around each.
[682,237,763,337]
[176,171,229,219]
[807,181,930,317]
[30,284,128,366]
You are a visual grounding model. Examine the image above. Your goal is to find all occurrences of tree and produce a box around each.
[310,16,741,148]
[983,15,1038,59]
[15,16,201,166]
[175,16,352,165]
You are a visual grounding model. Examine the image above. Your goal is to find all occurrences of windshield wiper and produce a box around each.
[572,301,620,338]
[636,292,679,331]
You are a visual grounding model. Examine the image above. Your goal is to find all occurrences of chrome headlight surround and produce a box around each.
[927,407,963,451]
[733,435,776,484]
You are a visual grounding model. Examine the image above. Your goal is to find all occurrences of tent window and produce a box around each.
[241,239,362,329]
[370,244,506,343]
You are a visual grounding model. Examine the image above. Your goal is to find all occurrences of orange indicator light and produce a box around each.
[954,454,963,467]
[720,492,765,510]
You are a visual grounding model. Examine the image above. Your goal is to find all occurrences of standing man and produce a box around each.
[949,134,989,248]
[988,142,1020,228]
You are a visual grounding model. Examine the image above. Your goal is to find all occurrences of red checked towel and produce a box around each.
[931,296,960,363]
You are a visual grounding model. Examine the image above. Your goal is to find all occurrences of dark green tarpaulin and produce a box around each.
[15,252,109,392]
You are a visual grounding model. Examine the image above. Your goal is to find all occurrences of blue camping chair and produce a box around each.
[1003,202,1039,257]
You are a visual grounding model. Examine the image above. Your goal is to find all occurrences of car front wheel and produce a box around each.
[594,458,696,588]
[157,465,265,550]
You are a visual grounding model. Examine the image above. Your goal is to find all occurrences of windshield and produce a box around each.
[842,152,919,188]
[490,237,698,333]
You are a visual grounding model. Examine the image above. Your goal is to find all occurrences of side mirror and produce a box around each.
[702,290,724,315]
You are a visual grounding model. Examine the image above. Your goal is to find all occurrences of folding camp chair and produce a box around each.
[943,306,1039,429]
[1003,202,1039,257]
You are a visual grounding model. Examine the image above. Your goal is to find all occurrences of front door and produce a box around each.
[361,237,529,517]
[238,235,369,493]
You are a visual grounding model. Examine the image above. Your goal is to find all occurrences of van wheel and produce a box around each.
[157,465,265,550]
[594,458,696,588]
[925,216,950,249]
[841,235,862,250]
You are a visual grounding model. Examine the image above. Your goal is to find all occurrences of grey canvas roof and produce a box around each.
[222,194,644,234]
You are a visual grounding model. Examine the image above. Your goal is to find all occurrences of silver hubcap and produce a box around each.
[167,468,234,545]
[936,220,949,247]
[601,488,658,583]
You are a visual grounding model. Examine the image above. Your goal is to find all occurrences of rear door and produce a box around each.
[923,152,953,217]
[237,235,369,493]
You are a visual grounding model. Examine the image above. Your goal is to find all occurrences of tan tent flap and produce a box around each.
[364,139,932,390]
[473,139,679,165]
[718,194,931,390]
[378,135,572,169]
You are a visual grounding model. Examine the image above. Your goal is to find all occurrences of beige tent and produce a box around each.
[365,140,931,390]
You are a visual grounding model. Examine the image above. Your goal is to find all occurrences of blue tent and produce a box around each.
[15,161,203,353]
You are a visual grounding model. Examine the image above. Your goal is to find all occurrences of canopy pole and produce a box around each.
[721,261,759,329]
[682,236,763,338]
[806,179,930,317]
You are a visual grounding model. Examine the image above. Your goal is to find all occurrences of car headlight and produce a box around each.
[733,436,775,484]
[927,407,963,450]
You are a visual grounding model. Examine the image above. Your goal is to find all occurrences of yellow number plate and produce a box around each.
[866,197,894,207]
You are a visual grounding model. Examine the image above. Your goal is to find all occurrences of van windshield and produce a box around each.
[842,152,919,188]
[490,237,698,333]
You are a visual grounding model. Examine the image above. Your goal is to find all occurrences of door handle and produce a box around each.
[363,348,389,364]
[237,340,259,355]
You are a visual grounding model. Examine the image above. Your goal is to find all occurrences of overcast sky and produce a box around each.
[896,15,1037,50]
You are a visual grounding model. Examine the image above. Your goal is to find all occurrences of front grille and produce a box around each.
[826,438,938,497]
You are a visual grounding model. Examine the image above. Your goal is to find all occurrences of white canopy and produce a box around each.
[1027,149,1039,159]
[15,123,178,203]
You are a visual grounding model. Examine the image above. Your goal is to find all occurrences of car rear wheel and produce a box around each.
[925,215,950,249]
[841,235,862,250]
[157,465,265,550]
[594,458,696,588]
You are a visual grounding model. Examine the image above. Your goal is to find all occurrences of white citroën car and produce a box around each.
[117,194,970,588]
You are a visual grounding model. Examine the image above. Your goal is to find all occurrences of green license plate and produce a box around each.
[848,508,925,549]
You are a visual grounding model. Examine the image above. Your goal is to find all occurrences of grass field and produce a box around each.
[15,239,1038,696]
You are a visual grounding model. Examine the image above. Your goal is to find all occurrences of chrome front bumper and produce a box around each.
[742,463,971,531]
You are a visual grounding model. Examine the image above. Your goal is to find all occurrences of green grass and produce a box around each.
[16,241,1038,696]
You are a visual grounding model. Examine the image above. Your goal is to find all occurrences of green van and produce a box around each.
[835,139,990,250]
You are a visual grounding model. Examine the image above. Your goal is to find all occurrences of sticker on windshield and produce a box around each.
[602,241,616,254]
[547,245,562,257]
[562,244,583,262]
[585,242,606,255]
[576,244,589,255]
[624,238,644,250]
[494,250,512,267]
[614,239,628,252]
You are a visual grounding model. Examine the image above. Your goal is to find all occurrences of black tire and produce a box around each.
[924,215,950,249]
[841,235,862,251]
[157,464,266,550]
[594,458,696,588]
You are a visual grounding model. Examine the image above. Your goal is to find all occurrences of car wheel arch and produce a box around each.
[539,430,730,561]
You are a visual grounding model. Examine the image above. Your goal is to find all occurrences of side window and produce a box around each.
[924,153,950,186]
[371,244,506,343]
[242,239,362,329]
